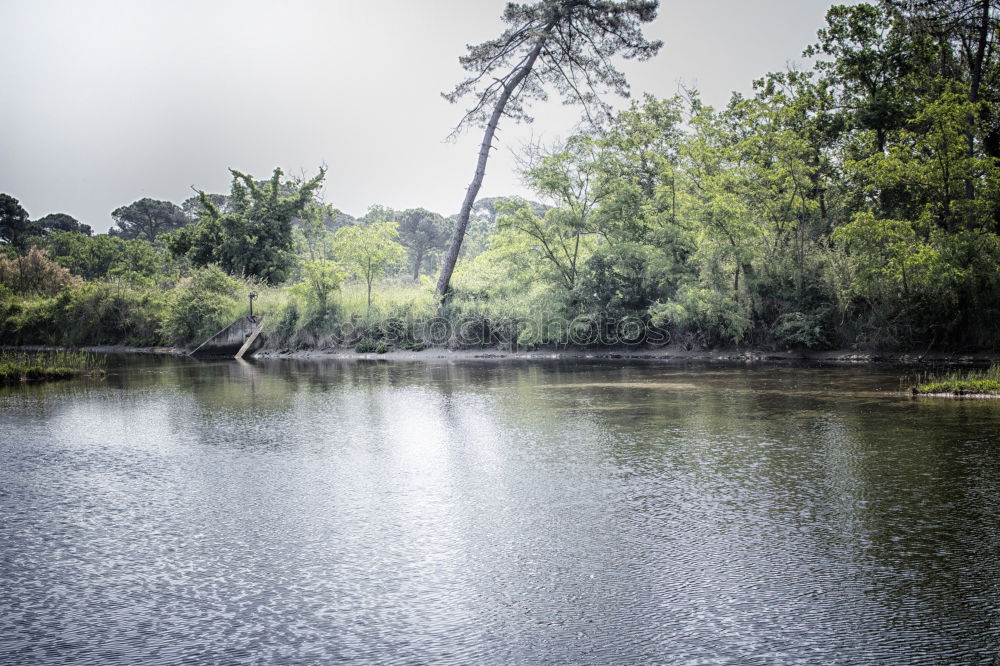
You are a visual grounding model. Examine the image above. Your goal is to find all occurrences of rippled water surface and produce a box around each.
[2,356,1000,664]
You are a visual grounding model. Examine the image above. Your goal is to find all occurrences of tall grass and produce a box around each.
[261,278,438,350]
[0,349,107,383]
[335,278,436,320]
[909,364,1000,395]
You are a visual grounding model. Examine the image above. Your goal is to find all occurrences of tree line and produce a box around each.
[1,0,999,352]
[451,0,1000,351]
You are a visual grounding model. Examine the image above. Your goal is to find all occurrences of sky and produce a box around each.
[1,0,845,233]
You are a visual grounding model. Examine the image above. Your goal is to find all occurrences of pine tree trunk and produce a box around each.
[435,23,555,300]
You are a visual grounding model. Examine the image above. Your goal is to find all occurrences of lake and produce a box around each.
[2,356,999,664]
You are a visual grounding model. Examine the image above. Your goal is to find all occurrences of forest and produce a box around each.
[1,1,999,353]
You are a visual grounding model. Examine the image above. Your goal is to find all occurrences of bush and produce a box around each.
[39,231,166,281]
[0,248,81,296]
[1,297,59,345]
[649,286,751,347]
[161,265,241,345]
[272,301,300,344]
[573,243,661,318]
[55,281,166,346]
[300,302,343,337]
[770,311,829,350]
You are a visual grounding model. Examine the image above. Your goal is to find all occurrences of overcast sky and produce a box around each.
[1,0,843,232]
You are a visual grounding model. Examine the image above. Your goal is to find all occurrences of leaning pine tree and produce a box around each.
[435,0,663,299]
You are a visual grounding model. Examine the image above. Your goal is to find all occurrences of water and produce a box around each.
[2,356,999,664]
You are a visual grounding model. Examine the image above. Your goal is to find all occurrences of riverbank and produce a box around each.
[0,350,107,384]
[255,346,1000,365]
[7,343,1000,366]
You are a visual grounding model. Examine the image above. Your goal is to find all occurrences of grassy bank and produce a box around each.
[911,365,1000,396]
[0,350,107,383]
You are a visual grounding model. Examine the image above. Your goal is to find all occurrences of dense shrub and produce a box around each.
[161,265,241,345]
[650,287,751,348]
[55,281,166,346]
[39,231,166,281]
[0,297,59,345]
[0,248,81,297]
[770,311,830,350]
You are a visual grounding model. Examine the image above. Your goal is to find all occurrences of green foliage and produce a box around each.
[39,231,166,281]
[54,280,166,346]
[34,213,92,236]
[913,365,1000,395]
[293,201,341,261]
[292,259,345,310]
[170,167,326,284]
[498,136,603,291]
[0,194,33,250]
[0,296,58,345]
[395,208,450,279]
[272,302,300,342]
[771,312,829,349]
[650,287,751,347]
[0,248,81,297]
[332,221,407,312]
[110,198,188,243]
[181,192,229,221]
[573,243,662,318]
[0,350,106,384]
[161,265,241,345]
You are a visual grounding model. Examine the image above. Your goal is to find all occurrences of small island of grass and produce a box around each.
[0,350,106,384]
[912,365,1000,397]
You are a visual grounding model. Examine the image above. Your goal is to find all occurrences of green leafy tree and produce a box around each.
[500,134,607,292]
[295,259,345,310]
[805,3,929,154]
[332,221,406,313]
[34,213,92,236]
[41,231,165,280]
[110,198,188,242]
[0,194,33,250]
[181,193,230,221]
[295,201,339,261]
[360,204,397,226]
[498,205,594,292]
[168,167,326,283]
[435,0,663,298]
[594,94,685,245]
[396,208,450,279]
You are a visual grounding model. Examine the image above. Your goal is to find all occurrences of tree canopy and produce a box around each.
[167,167,326,284]
[435,0,663,298]
[34,213,92,237]
[395,208,451,280]
[110,198,188,243]
[0,194,33,250]
[332,221,407,312]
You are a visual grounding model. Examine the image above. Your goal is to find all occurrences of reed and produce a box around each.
[909,364,1000,395]
[0,349,107,383]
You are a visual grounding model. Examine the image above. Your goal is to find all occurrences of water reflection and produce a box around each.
[1,358,999,663]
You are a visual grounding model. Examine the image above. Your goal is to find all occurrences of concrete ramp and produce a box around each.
[235,317,266,360]
[190,316,266,359]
